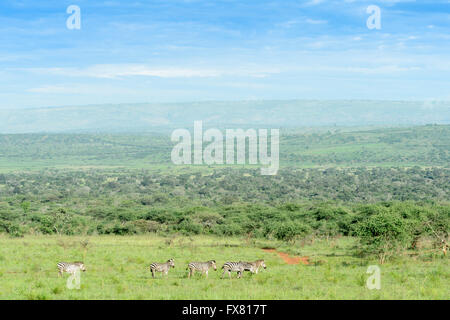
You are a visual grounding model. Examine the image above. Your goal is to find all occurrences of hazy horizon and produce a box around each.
[0,99,448,134]
[3,98,450,111]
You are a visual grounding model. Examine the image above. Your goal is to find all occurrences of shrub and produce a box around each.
[354,211,413,264]
[191,211,224,229]
[273,221,312,242]
[8,223,25,237]
[173,218,202,235]
[132,219,161,233]
[214,223,244,236]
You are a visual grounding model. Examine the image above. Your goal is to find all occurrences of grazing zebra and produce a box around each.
[187,260,217,278]
[243,259,266,274]
[57,262,86,277]
[221,261,250,279]
[149,259,175,278]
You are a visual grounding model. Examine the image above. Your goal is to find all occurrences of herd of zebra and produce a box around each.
[57,259,266,279]
[152,259,266,279]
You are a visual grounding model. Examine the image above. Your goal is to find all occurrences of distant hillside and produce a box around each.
[0,125,447,171]
[0,100,448,133]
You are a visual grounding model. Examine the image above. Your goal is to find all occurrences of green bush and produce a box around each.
[273,221,312,242]
[132,219,161,233]
[354,211,413,263]
[0,221,25,237]
[173,218,202,235]
[214,223,244,236]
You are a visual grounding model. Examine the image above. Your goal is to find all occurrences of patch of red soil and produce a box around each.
[263,248,309,265]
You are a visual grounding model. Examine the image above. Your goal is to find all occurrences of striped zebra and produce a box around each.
[57,262,86,277]
[149,259,175,278]
[187,260,217,278]
[243,259,266,274]
[221,261,251,279]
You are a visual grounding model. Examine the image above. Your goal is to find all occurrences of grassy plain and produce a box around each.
[0,235,447,300]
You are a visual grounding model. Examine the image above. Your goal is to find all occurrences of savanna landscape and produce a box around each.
[2,0,450,304]
[0,123,448,299]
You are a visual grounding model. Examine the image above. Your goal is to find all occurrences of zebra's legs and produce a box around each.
[206,270,209,279]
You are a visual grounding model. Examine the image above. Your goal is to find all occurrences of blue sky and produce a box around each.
[1,0,450,109]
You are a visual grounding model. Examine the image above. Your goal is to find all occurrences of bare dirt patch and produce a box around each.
[263,248,309,265]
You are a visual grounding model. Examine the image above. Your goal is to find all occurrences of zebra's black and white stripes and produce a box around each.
[187,260,217,278]
[221,261,249,279]
[57,261,86,276]
[222,259,267,278]
[149,259,175,278]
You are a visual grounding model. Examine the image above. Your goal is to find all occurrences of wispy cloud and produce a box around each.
[305,18,328,24]
[20,64,281,79]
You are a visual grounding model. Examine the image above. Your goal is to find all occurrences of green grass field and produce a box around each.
[0,235,447,300]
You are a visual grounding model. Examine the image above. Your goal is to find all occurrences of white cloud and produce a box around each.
[26,84,138,95]
[21,64,280,79]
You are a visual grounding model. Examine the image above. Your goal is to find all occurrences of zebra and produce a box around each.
[149,259,175,278]
[243,259,266,274]
[57,262,86,277]
[221,261,251,279]
[187,260,217,279]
